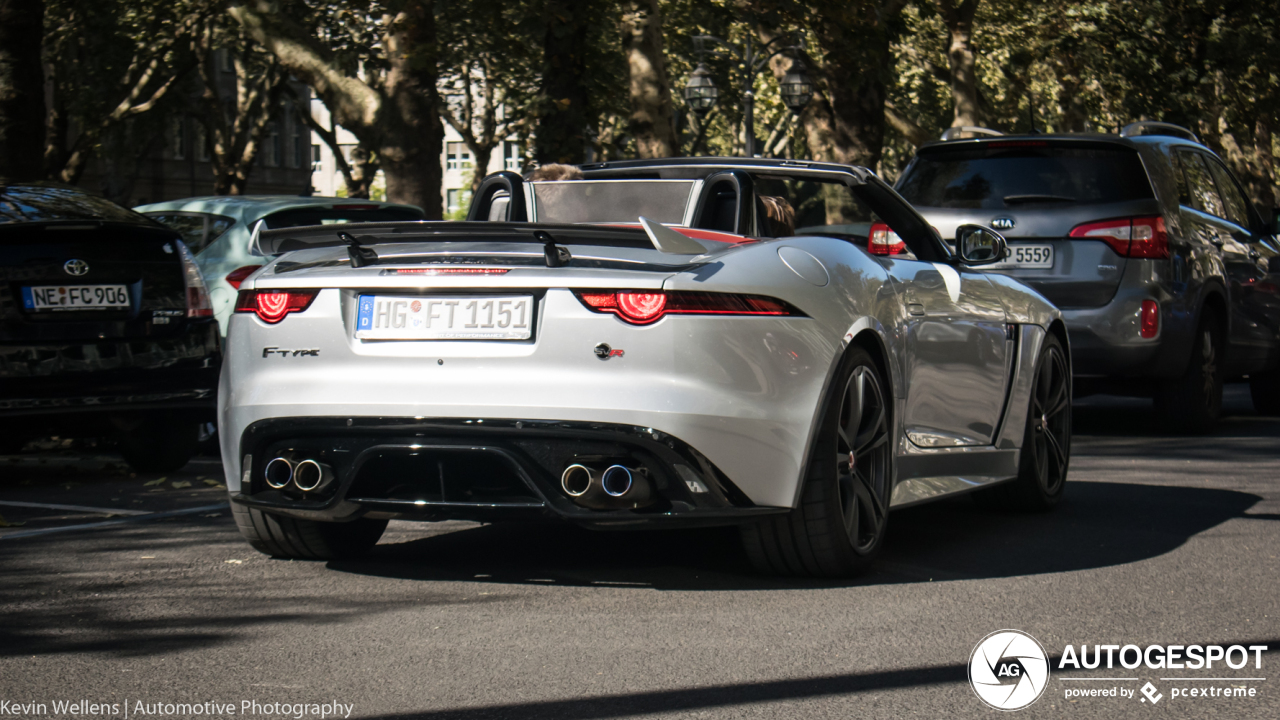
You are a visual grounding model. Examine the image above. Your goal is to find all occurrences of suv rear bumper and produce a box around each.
[1063,298,1193,380]
[0,321,221,423]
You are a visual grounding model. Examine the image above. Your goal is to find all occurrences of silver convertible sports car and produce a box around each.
[219,158,1071,576]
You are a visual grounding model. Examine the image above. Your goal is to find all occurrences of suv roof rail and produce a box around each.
[940,126,1005,141]
[1119,121,1200,143]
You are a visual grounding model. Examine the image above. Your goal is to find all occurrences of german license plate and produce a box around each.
[993,244,1053,269]
[22,285,130,310]
[355,295,533,340]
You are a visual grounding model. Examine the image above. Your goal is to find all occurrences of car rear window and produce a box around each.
[897,143,1154,210]
[144,212,237,253]
[0,186,155,225]
[262,206,425,229]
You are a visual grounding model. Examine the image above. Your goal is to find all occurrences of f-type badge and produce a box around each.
[594,343,625,360]
[262,347,320,358]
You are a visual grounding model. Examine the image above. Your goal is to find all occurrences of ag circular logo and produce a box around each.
[968,629,1050,711]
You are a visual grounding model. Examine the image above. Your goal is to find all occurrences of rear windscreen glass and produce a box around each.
[0,186,155,225]
[532,180,694,224]
[897,145,1154,209]
[262,207,425,229]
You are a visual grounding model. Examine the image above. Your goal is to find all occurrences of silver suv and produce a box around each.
[894,123,1280,432]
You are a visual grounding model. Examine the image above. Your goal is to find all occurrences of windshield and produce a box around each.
[532,180,694,224]
[898,144,1154,209]
[0,186,155,225]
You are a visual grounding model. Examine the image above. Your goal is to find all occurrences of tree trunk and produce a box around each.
[939,0,981,129]
[0,0,47,181]
[622,0,677,159]
[535,0,592,164]
[229,0,443,217]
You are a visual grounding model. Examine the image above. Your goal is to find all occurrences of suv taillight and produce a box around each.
[574,290,801,325]
[175,240,213,318]
[234,289,319,324]
[1069,216,1169,259]
[867,223,906,255]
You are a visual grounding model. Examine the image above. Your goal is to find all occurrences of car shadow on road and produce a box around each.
[329,479,1262,591]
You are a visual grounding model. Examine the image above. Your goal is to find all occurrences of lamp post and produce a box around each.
[681,32,811,157]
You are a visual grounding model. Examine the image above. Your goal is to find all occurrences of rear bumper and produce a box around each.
[228,417,786,529]
[1060,273,1192,381]
[0,322,221,421]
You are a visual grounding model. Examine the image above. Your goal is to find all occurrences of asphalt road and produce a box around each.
[0,387,1277,719]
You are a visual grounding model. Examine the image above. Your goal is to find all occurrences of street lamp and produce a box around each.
[779,60,813,115]
[682,32,810,157]
[682,63,719,116]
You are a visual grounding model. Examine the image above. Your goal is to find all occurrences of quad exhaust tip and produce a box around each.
[293,459,335,493]
[265,456,335,493]
[264,457,293,489]
[560,463,650,508]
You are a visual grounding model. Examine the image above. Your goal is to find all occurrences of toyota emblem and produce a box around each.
[63,259,89,276]
[990,217,1016,231]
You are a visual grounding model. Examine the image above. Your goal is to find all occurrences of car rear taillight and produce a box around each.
[867,223,906,255]
[1069,216,1169,258]
[175,240,213,318]
[234,289,319,324]
[1141,299,1159,338]
[575,290,801,325]
[225,265,263,290]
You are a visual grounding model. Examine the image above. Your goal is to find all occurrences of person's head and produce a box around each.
[757,195,796,237]
[527,163,584,182]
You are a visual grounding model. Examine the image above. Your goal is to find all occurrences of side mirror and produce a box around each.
[955,224,1008,267]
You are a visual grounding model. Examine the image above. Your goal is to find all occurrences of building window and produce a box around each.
[268,121,281,167]
[171,117,187,160]
[292,116,305,168]
[311,144,322,172]
[503,141,521,171]
[194,123,211,162]
[446,188,471,215]
[446,142,472,170]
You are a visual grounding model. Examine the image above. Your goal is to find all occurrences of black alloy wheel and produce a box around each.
[976,333,1070,511]
[835,364,892,554]
[740,345,892,577]
[1156,316,1223,433]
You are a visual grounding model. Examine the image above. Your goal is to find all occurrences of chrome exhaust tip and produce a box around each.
[603,465,650,506]
[561,464,600,498]
[264,457,293,490]
[293,459,335,493]
[601,465,633,497]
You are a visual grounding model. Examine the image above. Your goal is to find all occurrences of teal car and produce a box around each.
[135,196,425,334]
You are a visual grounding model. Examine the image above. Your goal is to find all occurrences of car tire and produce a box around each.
[740,345,892,577]
[974,333,1071,511]
[1155,315,1223,434]
[116,418,199,473]
[1248,367,1280,415]
[231,502,387,560]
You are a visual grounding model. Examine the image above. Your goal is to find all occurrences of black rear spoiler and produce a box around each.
[252,221,714,266]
